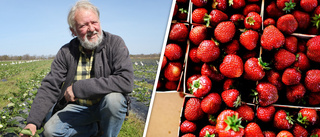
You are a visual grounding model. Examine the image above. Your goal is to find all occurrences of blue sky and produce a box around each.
[0,0,173,56]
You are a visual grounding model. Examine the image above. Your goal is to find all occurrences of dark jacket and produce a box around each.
[26,31,134,128]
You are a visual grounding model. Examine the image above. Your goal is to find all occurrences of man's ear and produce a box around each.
[70,27,76,37]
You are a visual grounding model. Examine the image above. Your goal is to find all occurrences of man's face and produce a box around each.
[71,8,102,50]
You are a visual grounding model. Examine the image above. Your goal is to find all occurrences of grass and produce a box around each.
[118,111,145,137]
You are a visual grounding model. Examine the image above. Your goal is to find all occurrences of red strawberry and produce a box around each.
[276,14,298,34]
[300,0,318,12]
[243,57,270,81]
[243,4,261,16]
[224,39,240,55]
[189,25,207,45]
[298,40,307,53]
[276,130,294,137]
[214,21,236,43]
[189,47,201,63]
[197,40,220,62]
[187,75,212,98]
[277,0,296,13]
[256,82,279,106]
[266,70,284,91]
[257,105,276,122]
[242,50,258,61]
[161,56,167,70]
[173,4,178,17]
[221,89,241,108]
[311,128,320,137]
[181,133,196,137]
[180,120,197,133]
[304,69,320,92]
[309,92,320,105]
[273,49,296,70]
[244,12,262,30]
[229,0,246,9]
[169,23,188,42]
[240,30,259,51]
[266,1,285,18]
[208,114,217,125]
[282,67,301,86]
[201,92,222,114]
[212,0,228,11]
[165,43,183,61]
[235,104,254,122]
[306,36,320,62]
[216,109,244,137]
[177,8,188,20]
[286,83,306,103]
[263,130,276,137]
[165,81,178,90]
[164,62,182,81]
[261,25,285,51]
[219,54,244,78]
[208,9,228,27]
[230,14,245,27]
[223,78,237,91]
[298,108,319,127]
[274,109,294,130]
[192,8,208,24]
[184,98,205,121]
[192,0,208,7]
[284,36,298,53]
[263,18,276,27]
[199,125,217,137]
[293,10,310,30]
[201,63,224,82]
[244,122,264,137]
[292,123,309,137]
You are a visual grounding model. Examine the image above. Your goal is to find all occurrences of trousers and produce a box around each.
[43,92,128,137]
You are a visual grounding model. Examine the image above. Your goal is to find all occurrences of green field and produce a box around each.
[0,55,159,136]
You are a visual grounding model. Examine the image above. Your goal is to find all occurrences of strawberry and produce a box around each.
[304,69,320,92]
[256,82,279,106]
[263,18,276,27]
[189,47,201,63]
[161,56,167,70]
[208,114,217,125]
[239,30,259,51]
[235,104,254,122]
[187,75,212,98]
[189,25,207,45]
[306,36,320,62]
[164,62,182,81]
[281,67,301,86]
[297,108,319,126]
[180,120,197,133]
[263,130,276,137]
[243,4,261,16]
[276,14,298,34]
[261,25,285,51]
[242,50,258,61]
[276,130,294,137]
[223,78,238,91]
[300,0,318,12]
[284,36,298,53]
[309,92,320,105]
[199,125,217,137]
[216,109,245,137]
[244,122,264,137]
[286,83,306,103]
[257,105,276,122]
[311,128,320,137]
[214,21,236,43]
[224,39,240,55]
[181,133,196,137]
[192,8,208,24]
[229,0,246,9]
[169,23,188,42]
[201,92,222,114]
[298,40,307,53]
[177,0,188,3]
[164,43,183,61]
[165,81,178,90]
[208,9,228,27]
[266,70,284,91]
[277,0,296,13]
[201,63,224,82]
[244,12,262,30]
[221,89,241,108]
[192,0,208,7]
[243,57,270,81]
[266,1,285,18]
[212,0,227,11]
[219,54,244,78]
[197,40,220,62]
[177,7,188,20]
[292,123,309,137]
[184,98,205,121]
[230,14,245,27]
[173,4,178,17]
[274,109,294,130]
[293,10,310,30]
[273,49,296,70]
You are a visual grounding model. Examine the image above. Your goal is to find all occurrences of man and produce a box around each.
[20,0,133,137]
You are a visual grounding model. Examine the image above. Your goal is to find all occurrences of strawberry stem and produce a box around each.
[224,114,244,132]
[246,17,255,26]
[312,14,320,29]
[204,13,211,27]
[258,57,271,70]
[283,0,296,13]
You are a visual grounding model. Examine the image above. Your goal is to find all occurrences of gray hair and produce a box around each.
[67,0,100,31]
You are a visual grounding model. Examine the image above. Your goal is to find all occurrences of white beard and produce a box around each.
[78,30,103,50]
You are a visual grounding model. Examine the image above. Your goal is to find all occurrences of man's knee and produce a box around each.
[100,93,128,115]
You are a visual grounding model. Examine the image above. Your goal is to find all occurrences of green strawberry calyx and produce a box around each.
[312,14,320,29]
[233,95,242,108]
[228,0,234,6]
[224,114,244,132]
[250,89,259,104]
[246,17,255,26]
[297,112,310,128]
[179,8,188,14]
[283,0,296,13]
[258,57,271,70]
[189,79,201,94]
[285,112,295,125]
[204,13,211,27]
[205,130,216,137]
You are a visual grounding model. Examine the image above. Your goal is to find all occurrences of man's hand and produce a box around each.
[19,124,37,137]
[64,85,78,102]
